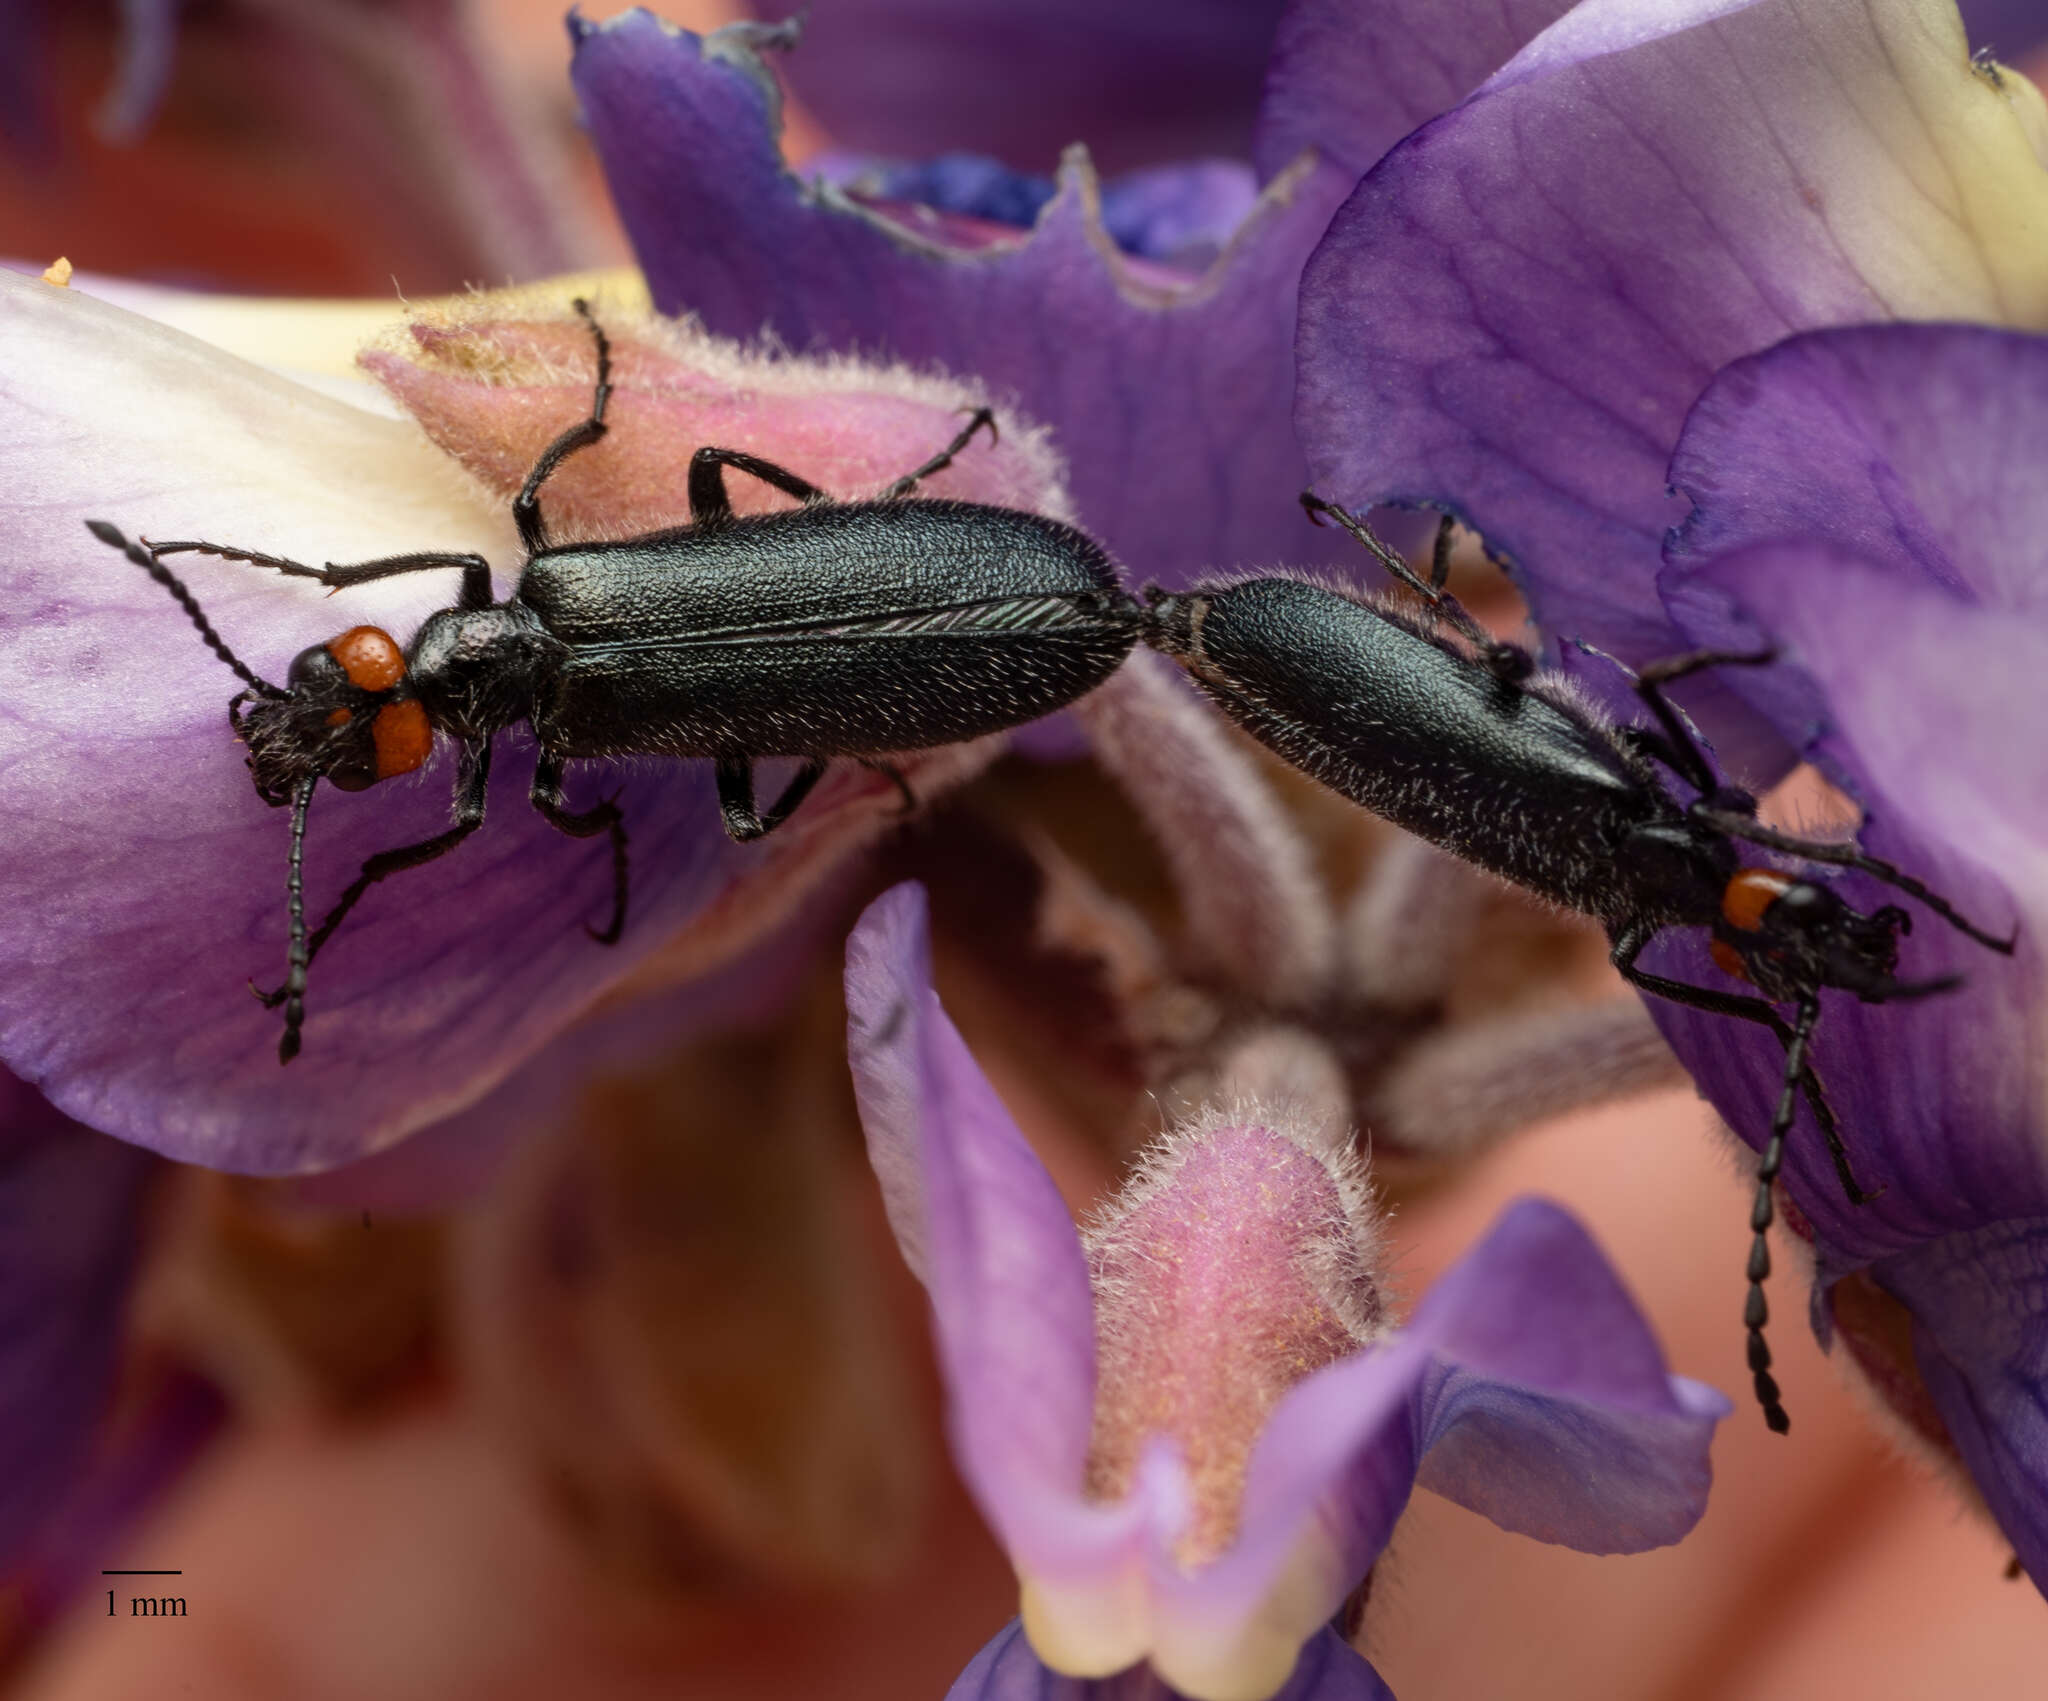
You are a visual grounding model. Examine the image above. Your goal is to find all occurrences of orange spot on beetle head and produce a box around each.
[1722,867,1796,933]
[371,700,432,780]
[327,626,407,693]
[1710,938,1752,983]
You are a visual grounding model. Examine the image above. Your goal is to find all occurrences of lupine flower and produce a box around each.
[844,881,1726,1701]
[739,0,1288,175]
[1287,0,2048,1589]
[1656,319,2048,1585]
[17,0,2021,1688]
[1295,0,2048,767]
[743,0,2048,177]
[567,11,1364,588]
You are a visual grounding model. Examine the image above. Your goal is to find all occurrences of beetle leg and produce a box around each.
[1609,923,1867,1203]
[688,448,825,523]
[1298,494,1529,678]
[1629,647,1775,794]
[513,298,613,556]
[259,739,493,1060]
[1427,512,1455,592]
[714,755,827,842]
[530,751,629,944]
[875,407,998,499]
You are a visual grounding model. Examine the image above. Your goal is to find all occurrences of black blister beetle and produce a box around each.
[89,302,1141,1064]
[1145,495,2015,1432]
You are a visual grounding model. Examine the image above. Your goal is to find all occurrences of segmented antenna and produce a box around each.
[277,774,316,1064]
[84,519,283,698]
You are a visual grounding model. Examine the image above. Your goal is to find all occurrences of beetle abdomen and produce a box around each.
[525,500,1139,757]
[1152,575,1667,917]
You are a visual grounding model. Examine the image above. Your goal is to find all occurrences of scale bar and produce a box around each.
[101,1570,182,1576]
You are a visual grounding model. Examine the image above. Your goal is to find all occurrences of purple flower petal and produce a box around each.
[1182,1199,1722,1641]
[1962,0,2048,61]
[1404,1199,1728,1549]
[1874,1218,2048,1584]
[849,892,1722,1691]
[1669,324,2048,611]
[0,274,997,1171]
[0,1068,157,1564]
[571,13,1359,588]
[1657,327,2047,1254]
[1253,0,1575,182]
[844,883,1133,1573]
[742,0,1287,176]
[1652,544,2044,1253]
[1297,0,2048,753]
[1616,316,2048,1584]
[948,1620,1394,1701]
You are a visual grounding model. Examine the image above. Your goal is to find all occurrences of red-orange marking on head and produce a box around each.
[327,626,406,692]
[371,700,432,779]
[1722,867,1795,933]
[1709,938,1752,983]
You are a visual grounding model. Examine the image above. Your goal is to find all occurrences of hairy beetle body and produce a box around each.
[527,501,1133,759]
[90,303,1139,1064]
[1150,576,1700,922]
[1144,498,2014,1436]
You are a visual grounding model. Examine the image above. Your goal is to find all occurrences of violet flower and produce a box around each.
[741,0,1288,175]
[1284,0,2048,1583]
[844,882,1726,1701]
[745,0,2048,175]
[568,12,1363,587]
[1654,320,2048,1585]
[1294,0,2048,766]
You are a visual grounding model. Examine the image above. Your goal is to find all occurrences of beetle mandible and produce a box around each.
[88,301,1142,1064]
[1143,495,2015,1433]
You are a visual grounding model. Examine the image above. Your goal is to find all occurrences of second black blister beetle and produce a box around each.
[1145,495,2015,1433]
[88,301,1142,1063]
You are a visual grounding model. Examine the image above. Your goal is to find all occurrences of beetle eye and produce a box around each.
[1775,882,1837,919]
[286,643,347,690]
[325,749,379,791]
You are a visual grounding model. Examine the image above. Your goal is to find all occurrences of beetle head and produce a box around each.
[1711,869,1908,1002]
[234,627,432,804]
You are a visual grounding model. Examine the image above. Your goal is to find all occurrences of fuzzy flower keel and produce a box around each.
[844,883,1724,1701]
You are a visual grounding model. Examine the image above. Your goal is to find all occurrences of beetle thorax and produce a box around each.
[407,602,559,741]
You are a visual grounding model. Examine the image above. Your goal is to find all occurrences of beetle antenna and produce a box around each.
[85,520,284,698]
[1691,807,2017,954]
[1745,995,1821,1435]
[277,774,316,1065]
